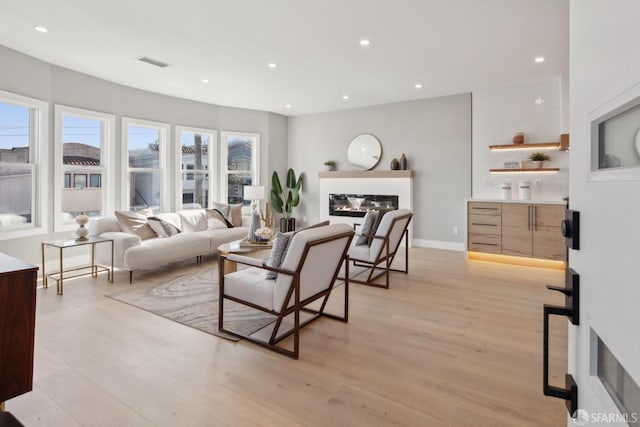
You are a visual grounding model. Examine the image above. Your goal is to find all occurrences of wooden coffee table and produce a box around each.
[217,240,272,273]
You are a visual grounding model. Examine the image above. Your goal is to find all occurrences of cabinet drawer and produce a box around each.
[534,205,565,228]
[468,202,501,216]
[468,233,501,254]
[468,214,502,234]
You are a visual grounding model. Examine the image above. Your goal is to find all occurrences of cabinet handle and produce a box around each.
[534,206,538,231]
[472,242,498,246]
[472,207,498,210]
[527,206,531,230]
[471,223,497,226]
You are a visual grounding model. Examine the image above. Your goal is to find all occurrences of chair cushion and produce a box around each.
[368,208,394,245]
[355,210,377,246]
[115,208,157,241]
[224,268,275,311]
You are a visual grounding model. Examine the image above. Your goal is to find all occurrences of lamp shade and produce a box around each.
[61,188,103,212]
[243,185,265,201]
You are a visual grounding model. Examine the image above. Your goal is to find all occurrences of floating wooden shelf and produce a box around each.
[319,170,414,178]
[490,168,560,173]
[489,142,561,150]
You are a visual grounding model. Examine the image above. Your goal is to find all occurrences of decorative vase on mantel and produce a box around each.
[280,217,295,232]
[400,153,407,170]
[390,158,400,170]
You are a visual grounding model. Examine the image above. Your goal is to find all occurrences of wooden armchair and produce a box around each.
[218,224,354,359]
[346,208,413,289]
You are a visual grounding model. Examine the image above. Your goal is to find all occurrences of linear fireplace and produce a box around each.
[329,193,399,217]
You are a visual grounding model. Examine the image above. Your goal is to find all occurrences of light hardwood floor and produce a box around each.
[6,248,569,426]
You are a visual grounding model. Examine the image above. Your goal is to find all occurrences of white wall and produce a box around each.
[569,0,640,423]
[287,94,472,248]
[472,79,569,201]
[0,44,288,264]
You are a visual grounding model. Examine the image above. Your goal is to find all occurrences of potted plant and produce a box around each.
[528,152,550,169]
[323,160,336,171]
[271,168,304,232]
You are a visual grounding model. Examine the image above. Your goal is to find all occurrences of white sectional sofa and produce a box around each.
[89,208,249,282]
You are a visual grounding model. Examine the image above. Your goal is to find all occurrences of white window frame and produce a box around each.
[220,131,260,211]
[0,90,48,240]
[175,126,217,210]
[54,105,115,232]
[122,117,170,212]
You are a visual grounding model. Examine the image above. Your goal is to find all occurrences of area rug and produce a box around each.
[106,267,276,341]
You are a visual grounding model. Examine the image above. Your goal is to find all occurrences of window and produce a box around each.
[0,91,48,239]
[220,131,259,206]
[54,105,114,231]
[175,126,216,210]
[123,118,169,212]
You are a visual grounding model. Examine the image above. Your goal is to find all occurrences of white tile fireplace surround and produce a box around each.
[319,170,414,245]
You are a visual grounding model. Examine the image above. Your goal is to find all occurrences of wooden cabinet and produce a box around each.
[467,202,566,261]
[0,253,38,404]
[467,202,502,254]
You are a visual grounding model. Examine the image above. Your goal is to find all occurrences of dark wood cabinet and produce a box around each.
[0,253,38,404]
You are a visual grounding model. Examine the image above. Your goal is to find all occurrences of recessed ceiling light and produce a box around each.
[201,79,209,84]
[534,56,545,63]
[268,62,277,68]
[342,95,349,100]
[359,39,370,46]
[285,104,292,108]
[34,26,48,33]
[415,83,423,89]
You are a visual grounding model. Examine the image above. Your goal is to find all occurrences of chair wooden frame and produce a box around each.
[218,230,354,359]
[349,211,412,289]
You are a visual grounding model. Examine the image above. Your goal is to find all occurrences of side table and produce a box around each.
[41,237,114,295]
[217,240,272,273]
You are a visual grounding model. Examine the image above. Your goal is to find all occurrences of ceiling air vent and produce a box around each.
[136,56,170,68]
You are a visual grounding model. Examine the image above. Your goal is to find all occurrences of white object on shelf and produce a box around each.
[518,181,532,200]
[500,181,512,200]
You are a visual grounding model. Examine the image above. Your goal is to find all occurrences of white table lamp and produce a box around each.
[243,185,265,241]
[61,188,103,241]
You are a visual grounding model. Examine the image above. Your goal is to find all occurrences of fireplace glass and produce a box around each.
[329,193,398,217]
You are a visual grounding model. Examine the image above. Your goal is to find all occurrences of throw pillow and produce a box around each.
[265,231,293,280]
[212,202,243,227]
[147,216,181,237]
[355,210,378,246]
[206,208,234,228]
[115,208,157,240]
[368,208,394,246]
[178,209,208,233]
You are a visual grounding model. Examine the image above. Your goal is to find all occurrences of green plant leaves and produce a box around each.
[270,168,303,218]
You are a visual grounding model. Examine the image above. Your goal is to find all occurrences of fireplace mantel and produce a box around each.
[319,170,415,179]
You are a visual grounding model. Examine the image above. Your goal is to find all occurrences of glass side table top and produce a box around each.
[42,236,113,248]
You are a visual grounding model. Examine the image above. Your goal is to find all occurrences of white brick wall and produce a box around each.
[472,79,569,201]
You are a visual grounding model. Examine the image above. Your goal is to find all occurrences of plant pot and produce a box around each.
[324,165,335,172]
[530,160,542,169]
[280,218,296,232]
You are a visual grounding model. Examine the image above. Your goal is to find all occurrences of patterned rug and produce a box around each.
[106,267,276,341]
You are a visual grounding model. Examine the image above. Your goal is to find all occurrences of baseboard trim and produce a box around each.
[412,239,465,252]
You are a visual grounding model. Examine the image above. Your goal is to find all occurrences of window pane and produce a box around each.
[182,172,208,209]
[90,174,101,188]
[73,174,87,188]
[227,173,252,204]
[128,126,160,168]
[227,136,253,171]
[64,174,71,188]
[0,101,30,164]
[181,132,208,171]
[129,171,160,211]
[0,165,32,226]
[62,115,101,166]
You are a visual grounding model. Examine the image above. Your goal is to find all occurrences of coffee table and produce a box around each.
[217,240,272,273]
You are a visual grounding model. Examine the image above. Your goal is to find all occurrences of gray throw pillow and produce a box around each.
[147,216,181,237]
[265,232,293,280]
[206,208,234,228]
[356,210,378,246]
[368,208,394,246]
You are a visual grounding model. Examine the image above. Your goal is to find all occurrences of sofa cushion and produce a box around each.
[224,268,275,311]
[212,202,243,227]
[89,217,121,236]
[147,216,181,237]
[115,208,157,241]
[124,232,210,270]
[178,209,208,232]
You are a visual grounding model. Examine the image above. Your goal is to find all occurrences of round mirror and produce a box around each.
[347,134,382,170]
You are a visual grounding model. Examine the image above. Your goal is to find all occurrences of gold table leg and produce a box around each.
[0,401,5,411]
[58,247,64,295]
[41,242,47,288]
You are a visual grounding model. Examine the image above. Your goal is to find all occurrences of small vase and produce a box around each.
[513,132,524,144]
[400,153,407,170]
[530,160,542,169]
[390,158,400,170]
[280,218,296,232]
